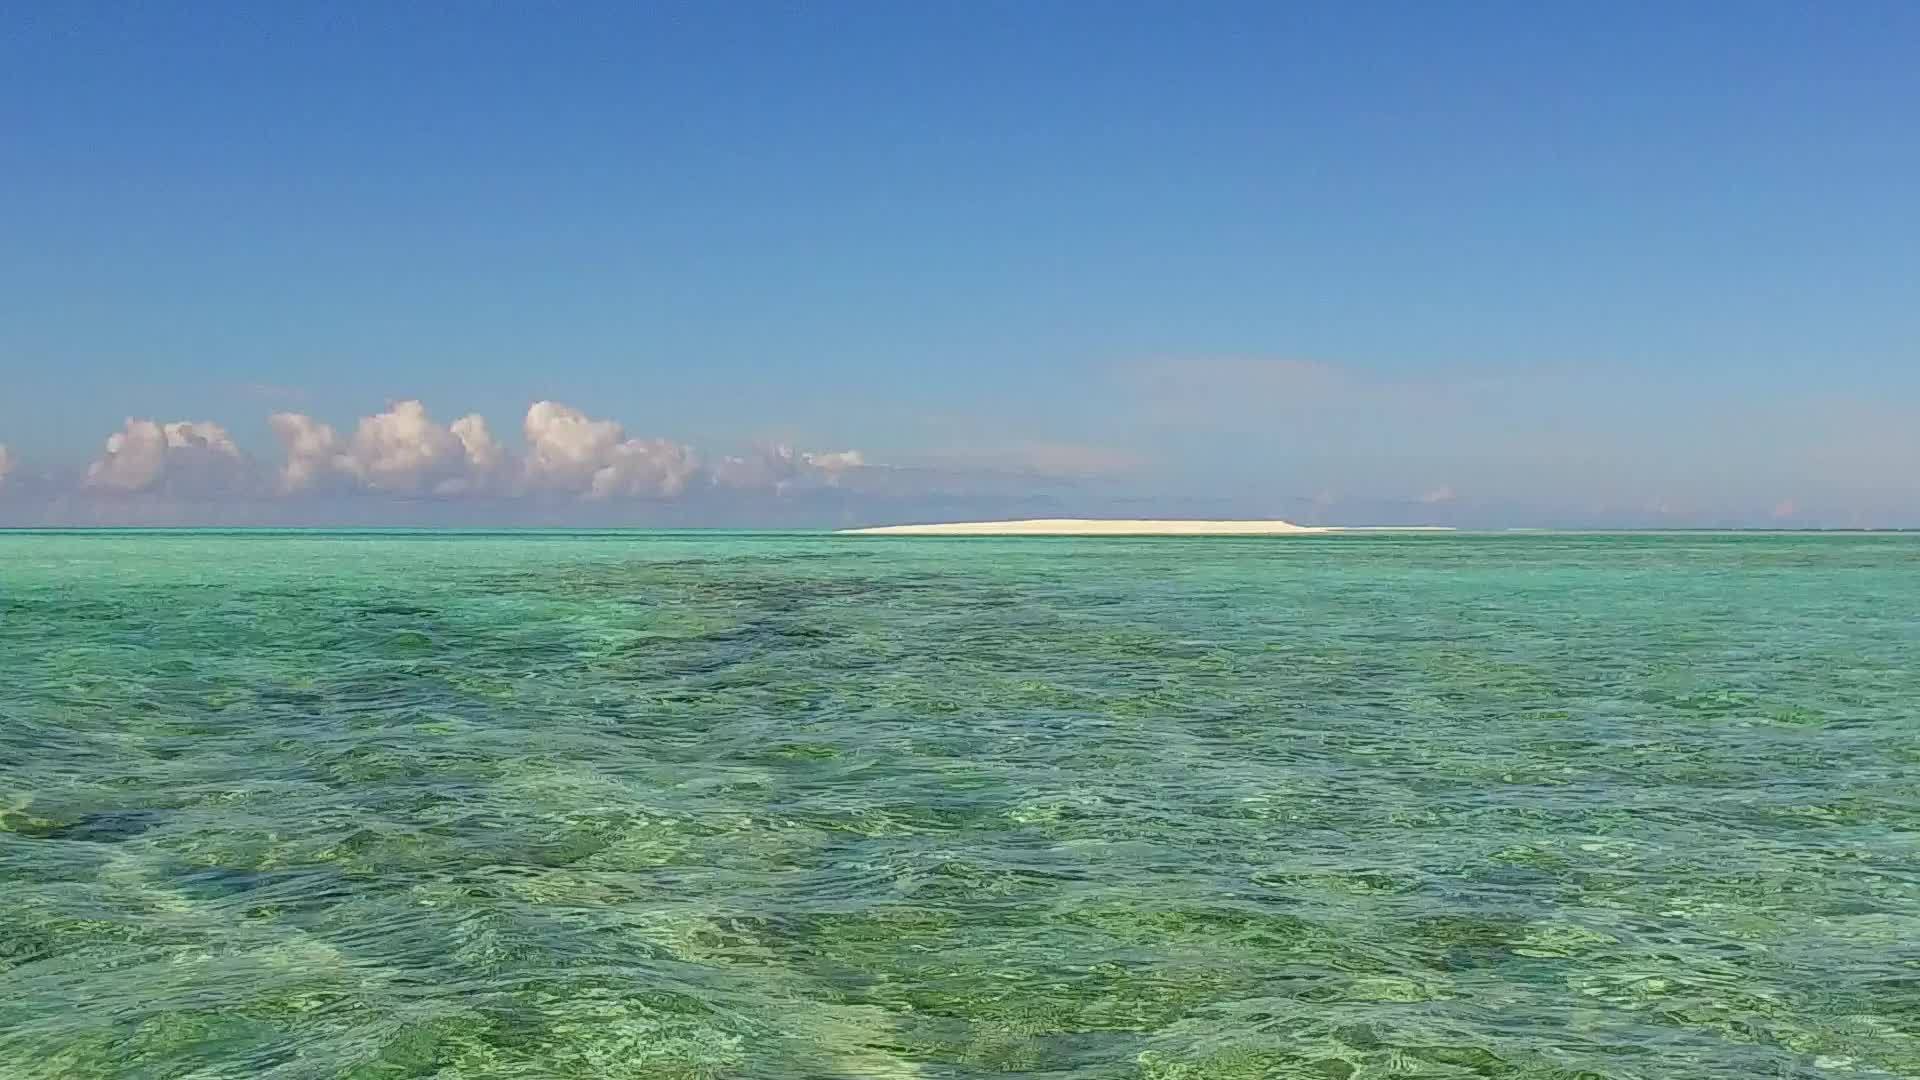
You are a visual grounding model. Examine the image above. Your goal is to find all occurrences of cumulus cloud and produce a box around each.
[521,401,625,489]
[523,400,699,498]
[587,438,701,498]
[268,412,349,494]
[347,400,471,494]
[803,449,865,473]
[69,399,862,506]
[348,400,508,495]
[0,443,12,486]
[85,419,249,495]
[708,444,866,491]
[271,401,509,496]
[1420,485,1457,504]
[450,414,508,481]
[275,399,704,499]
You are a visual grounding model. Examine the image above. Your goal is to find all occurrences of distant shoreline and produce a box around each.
[838,518,1454,536]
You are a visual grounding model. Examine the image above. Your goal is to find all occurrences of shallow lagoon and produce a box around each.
[2,531,1917,1078]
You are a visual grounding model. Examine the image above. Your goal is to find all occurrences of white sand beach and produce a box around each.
[842,519,1458,535]
[843,518,1327,536]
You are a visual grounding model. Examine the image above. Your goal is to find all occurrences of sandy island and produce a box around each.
[840,519,1452,536]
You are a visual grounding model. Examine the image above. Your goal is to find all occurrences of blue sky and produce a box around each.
[3,2,1916,526]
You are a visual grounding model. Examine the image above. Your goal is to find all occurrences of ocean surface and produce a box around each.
[2,530,1917,1079]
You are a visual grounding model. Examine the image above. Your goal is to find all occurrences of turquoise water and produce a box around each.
[2,531,1917,1079]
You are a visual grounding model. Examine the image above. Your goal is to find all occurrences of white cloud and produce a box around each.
[268,411,349,494]
[522,400,624,489]
[523,400,699,498]
[708,444,866,491]
[279,399,714,500]
[450,414,508,483]
[71,399,860,506]
[346,400,471,494]
[1420,485,1457,504]
[803,449,864,474]
[0,443,12,486]
[271,401,510,496]
[85,419,248,494]
[588,438,701,498]
[349,400,508,495]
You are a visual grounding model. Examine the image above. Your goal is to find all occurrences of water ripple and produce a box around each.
[2,531,1918,1078]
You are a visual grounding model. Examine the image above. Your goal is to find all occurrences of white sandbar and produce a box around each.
[841,518,1328,536]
